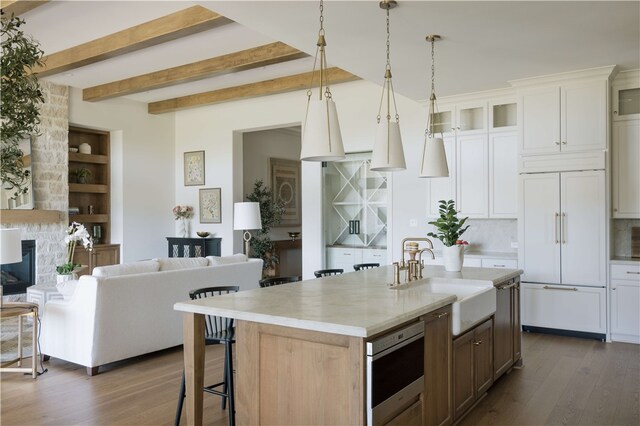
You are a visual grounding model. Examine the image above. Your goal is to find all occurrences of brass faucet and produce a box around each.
[390,237,435,287]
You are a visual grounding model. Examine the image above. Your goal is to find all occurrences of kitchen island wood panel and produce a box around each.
[237,321,365,425]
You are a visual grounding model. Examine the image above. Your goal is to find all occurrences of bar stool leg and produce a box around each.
[18,314,23,367]
[226,342,235,426]
[31,310,38,378]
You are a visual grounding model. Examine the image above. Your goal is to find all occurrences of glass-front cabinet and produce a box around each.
[323,152,388,271]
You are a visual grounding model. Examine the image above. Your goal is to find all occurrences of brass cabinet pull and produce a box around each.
[473,340,483,346]
[626,271,640,275]
[555,141,561,146]
[561,213,566,244]
[561,141,567,145]
[431,312,448,319]
[543,285,578,291]
[555,213,559,244]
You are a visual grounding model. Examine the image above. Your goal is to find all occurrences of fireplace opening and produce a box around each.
[1,240,36,295]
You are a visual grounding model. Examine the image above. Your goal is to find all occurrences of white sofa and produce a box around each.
[41,255,262,375]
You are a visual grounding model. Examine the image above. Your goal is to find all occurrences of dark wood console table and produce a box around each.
[166,237,221,258]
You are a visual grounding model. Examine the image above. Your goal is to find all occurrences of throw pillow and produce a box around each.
[156,257,209,271]
[93,260,160,277]
[207,253,248,266]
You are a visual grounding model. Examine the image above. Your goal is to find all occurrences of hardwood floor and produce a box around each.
[460,332,640,426]
[1,333,638,425]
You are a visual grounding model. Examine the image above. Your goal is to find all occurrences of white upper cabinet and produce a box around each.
[489,131,518,218]
[517,70,611,156]
[457,133,488,218]
[612,77,640,121]
[456,101,486,134]
[521,87,561,154]
[612,121,640,218]
[561,80,607,152]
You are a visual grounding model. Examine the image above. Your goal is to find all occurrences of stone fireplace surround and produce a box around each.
[1,81,69,288]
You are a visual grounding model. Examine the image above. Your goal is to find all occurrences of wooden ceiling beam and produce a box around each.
[1,0,49,16]
[83,42,308,102]
[32,5,232,77]
[148,67,359,115]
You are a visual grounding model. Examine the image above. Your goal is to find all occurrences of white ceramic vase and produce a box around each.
[176,218,189,238]
[56,273,77,284]
[442,245,464,272]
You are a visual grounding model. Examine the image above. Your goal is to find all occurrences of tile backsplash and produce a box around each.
[613,219,640,257]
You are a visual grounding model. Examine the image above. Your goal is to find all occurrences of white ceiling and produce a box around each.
[20,1,640,106]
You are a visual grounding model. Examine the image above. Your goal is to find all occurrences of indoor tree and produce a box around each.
[1,11,44,200]
[245,179,285,274]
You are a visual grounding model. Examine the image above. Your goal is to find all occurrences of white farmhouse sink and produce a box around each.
[421,278,496,336]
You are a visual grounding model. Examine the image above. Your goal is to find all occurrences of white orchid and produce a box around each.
[57,222,94,275]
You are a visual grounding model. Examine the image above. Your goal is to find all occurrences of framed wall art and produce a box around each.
[199,187,221,223]
[184,150,205,186]
[270,158,301,227]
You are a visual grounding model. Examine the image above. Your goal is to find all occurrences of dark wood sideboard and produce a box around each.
[166,237,221,258]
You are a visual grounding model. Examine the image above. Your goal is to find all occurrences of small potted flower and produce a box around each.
[56,221,93,283]
[427,200,470,272]
[173,205,194,238]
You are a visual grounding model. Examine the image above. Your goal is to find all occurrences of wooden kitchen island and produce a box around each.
[174,265,522,426]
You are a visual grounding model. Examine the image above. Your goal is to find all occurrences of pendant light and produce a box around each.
[301,0,345,162]
[370,0,406,172]
[419,35,449,178]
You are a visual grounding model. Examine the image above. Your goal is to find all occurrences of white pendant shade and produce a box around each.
[419,136,449,177]
[0,228,22,264]
[233,202,262,231]
[370,121,406,171]
[301,99,345,162]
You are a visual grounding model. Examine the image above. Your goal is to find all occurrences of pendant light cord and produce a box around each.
[307,0,333,103]
[426,36,439,138]
[376,5,400,124]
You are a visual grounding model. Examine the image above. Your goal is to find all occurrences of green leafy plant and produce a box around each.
[1,11,44,200]
[427,200,470,247]
[245,179,285,273]
[73,167,92,183]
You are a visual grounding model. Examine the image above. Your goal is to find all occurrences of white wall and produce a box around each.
[242,128,302,242]
[174,80,516,277]
[69,88,175,262]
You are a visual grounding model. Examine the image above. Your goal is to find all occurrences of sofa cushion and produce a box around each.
[207,253,248,266]
[156,257,209,271]
[93,260,160,277]
[56,279,79,299]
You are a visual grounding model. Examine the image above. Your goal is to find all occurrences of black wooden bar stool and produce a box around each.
[353,263,380,271]
[313,268,344,278]
[175,286,238,426]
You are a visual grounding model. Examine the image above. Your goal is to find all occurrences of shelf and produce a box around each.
[69,183,108,193]
[69,152,108,164]
[68,214,109,223]
[0,209,64,224]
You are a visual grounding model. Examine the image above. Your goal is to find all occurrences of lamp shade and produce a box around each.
[233,202,262,231]
[301,99,345,162]
[419,136,449,177]
[370,121,406,171]
[0,228,22,265]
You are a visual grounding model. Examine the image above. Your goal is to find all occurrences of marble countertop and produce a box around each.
[611,256,640,265]
[174,265,522,338]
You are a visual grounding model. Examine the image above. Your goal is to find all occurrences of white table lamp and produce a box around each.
[234,202,262,256]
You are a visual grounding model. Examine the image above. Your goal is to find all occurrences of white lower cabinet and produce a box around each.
[481,258,518,269]
[610,263,640,343]
[326,247,386,271]
[521,282,606,337]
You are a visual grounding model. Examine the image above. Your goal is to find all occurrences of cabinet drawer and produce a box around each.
[464,257,482,267]
[481,258,518,269]
[521,283,606,334]
[362,249,386,264]
[611,263,640,281]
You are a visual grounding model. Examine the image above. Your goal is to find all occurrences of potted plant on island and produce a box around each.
[56,222,93,283]
[427,199,470,272]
